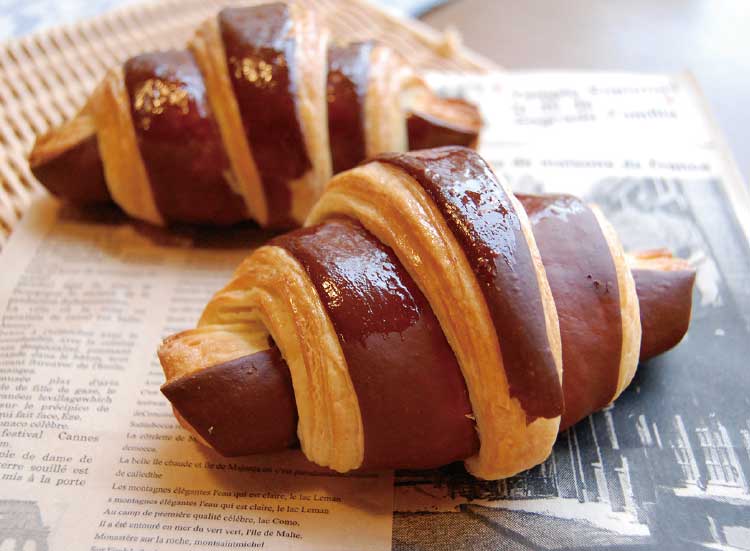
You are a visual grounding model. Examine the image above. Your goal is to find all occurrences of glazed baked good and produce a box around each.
[28,3,481,228]
[158,146,695,479]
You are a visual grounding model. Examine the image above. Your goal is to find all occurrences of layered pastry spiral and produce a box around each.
[28,3,480,228]
[158,146,695,480]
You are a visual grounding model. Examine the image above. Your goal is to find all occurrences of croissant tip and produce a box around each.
[407,92,482,150]
[29,113,111,205]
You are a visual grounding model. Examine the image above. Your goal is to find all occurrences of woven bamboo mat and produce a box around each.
[0,0,496,247]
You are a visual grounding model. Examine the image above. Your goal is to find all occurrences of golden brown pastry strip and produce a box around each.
[94,67,163,225]
[190,14,267,224]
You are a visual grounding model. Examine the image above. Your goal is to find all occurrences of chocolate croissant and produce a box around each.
[157,146,695,480]
[28,3,481,228]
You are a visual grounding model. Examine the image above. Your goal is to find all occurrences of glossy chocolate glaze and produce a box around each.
[31,135,111,205]
[273,218,479,469]
[327,42,372,174]
[407,98,480,151]
[518,194,623,430]
[633,268,695,360]
[219,4,310,226]
[161,347,298,456]
[124,50,246,225]
[377,147,563,420]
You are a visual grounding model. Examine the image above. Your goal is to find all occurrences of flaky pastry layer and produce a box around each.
[363,46,414,157]
[590,206,642,399]
[93,68,162,225]
[287,4,332,225]
[190,17,267,225]
[159,322,270,382]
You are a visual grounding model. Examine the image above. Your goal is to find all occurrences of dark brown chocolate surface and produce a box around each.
[518,194,623,430]
[327,42,372,174]
[407,98,481,151]
[377,147,563,420]
[273,218,478,469]
[407,111,477,151]
[31,135,110,205]
[633,268,695,360]
[219,4,310,227]
[124,50,246,226]
[161,347,298,456]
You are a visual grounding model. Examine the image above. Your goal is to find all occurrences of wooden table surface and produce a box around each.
[422,0,749,182]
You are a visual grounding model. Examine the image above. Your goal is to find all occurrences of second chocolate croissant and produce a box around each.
[28,2,481,228]
[158,146,695,480]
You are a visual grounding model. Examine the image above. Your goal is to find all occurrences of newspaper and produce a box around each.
[0,202,394,550]
[391,72,750,550]
[1,71,749,550]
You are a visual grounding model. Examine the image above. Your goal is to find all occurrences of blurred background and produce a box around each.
[423,0,749,181]
[1,0,746,180]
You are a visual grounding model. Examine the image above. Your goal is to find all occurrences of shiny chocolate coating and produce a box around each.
[518,194,623,430]
[327,42,372,174]
[32,135,110,205]
[633,268,695,360]
[377,147,563,420]
[219,4,310,226]
[273,218,479,469]
[124,50,246,225]
[161,347,298,456]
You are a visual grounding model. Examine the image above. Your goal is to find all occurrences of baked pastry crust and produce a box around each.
[30,4,482,228]
[158,147,694,479]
